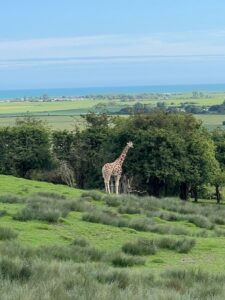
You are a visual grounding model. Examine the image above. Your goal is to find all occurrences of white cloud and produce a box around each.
[1,31,225,69]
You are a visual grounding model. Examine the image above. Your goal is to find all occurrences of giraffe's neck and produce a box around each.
[116,145,130,166]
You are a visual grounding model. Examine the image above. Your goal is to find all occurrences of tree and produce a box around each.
[52,113,111,189]
[0,118,54,177]
[211,129,225,203]
[107,112,219,200]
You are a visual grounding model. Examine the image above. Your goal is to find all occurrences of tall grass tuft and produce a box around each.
[156,237,196,253]
[13,194,92,223]
[81,190,103,201]
[0,227,18,240]
[122,238,157,255]
[111,253,145,267]
[0,257,32,281]
[0,194,25,203]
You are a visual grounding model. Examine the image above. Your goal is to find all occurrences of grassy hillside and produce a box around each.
[0,174,224,270]
[1,175,225,299]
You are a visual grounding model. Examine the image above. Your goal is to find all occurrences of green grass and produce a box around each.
[1,92,225,130]
[1,175,225,298]
[0,174,225,273]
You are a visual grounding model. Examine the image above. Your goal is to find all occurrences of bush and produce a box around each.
[37,244,104,262]
[81,191,103,201]
[104,195,121,207]
[158,211,183,222]
[175,238,196,253]
[122,238,157,256]
[185,214,213,229]
[96,270,130,288]
[156,237,196,253]
[118,205,141,214]
[13,194,91,223]
[0,257,32,281]
[0,210,7,217]
[193,230,209,238]
[0,242,34,259]
[128,218,154,231]
[111,253,145,267]
[0,194,25,203]
[71,237,90,247]
[82,211,128,228]
[0,227,18,240]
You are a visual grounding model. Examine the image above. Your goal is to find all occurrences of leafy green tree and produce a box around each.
[0,118,54,177]
[108,112,219,200]
[211,129,225,203]
[52,113,111,189]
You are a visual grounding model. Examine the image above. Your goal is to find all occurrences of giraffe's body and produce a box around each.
[102,142,133,194]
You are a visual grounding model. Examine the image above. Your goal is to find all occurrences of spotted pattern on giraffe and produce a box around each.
[102,142,133,194]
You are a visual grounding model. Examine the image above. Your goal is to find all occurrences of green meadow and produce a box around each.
[1,175,225,298]
[0,92,225,130]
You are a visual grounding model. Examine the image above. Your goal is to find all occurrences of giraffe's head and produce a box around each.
[127,141,134,148]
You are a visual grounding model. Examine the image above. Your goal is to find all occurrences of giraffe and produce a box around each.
[102,142,134,194]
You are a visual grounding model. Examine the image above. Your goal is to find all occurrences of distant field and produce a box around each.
[0,114,224,130]
[0,116,85,130]
[0,93,224,115]
[196,114,225,129]
[0,93,225,130]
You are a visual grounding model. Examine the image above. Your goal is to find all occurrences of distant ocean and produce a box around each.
[0,84,225,100]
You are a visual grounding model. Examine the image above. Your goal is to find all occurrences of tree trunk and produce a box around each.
[149,178,164,197]
[216,184,221,204]
[179,182,189,201]
[193,186,198,203]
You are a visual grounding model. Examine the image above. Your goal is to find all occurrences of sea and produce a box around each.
[0,84,225,100]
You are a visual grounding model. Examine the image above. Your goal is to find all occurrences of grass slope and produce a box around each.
[0,174,225,273]
[1,175,225,298]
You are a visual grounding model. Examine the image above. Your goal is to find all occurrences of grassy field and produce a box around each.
[196,114,225,129]
[0,93,225,130]
[0,113,224,131]
[1,175,225,298]
[0,174,224,267]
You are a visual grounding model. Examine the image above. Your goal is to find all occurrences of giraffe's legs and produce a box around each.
[104,175,111,194]
[115,175,121,195]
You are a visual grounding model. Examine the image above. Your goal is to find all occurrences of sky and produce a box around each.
[1,0,225,90]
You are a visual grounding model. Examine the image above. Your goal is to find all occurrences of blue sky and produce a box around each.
[1,0,225,89]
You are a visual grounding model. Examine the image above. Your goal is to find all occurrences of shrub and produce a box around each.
[0,210,7,217]
[193,230,209,238]
[118,205,141,214]
[122,238,157,256]
[158,211,183,222]
[82,211,128,228]
[0,227,18,240]
[111,253,145,267]
[103,195,121,207]
[81,191,103,201]
[213,228,225,237]
[185,214,213,229]
[96,270,130,288]
[13,195,91,223]
[37,244,104,262]
[0,242,34,259]
[175,238,196,253]
[129,218,154,231]
[0,194,25,203]
[35,192,66,200]
[0,257,32,281]
[156,237,196,253]
[170,226,190,236]
[71,237,90,247]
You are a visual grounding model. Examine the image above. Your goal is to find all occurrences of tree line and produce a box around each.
[0,112,224,202]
